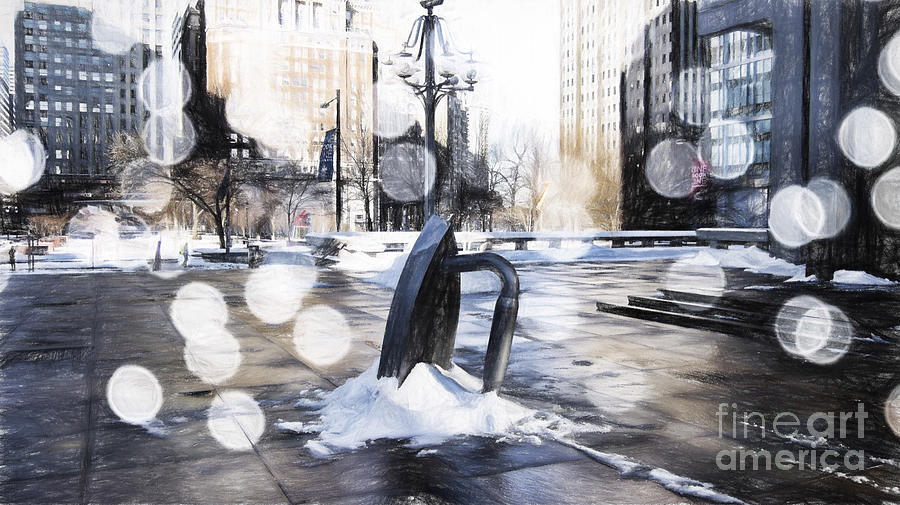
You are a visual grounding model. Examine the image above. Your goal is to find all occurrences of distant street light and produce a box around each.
[321,90,342,231]
[382,0,478,220]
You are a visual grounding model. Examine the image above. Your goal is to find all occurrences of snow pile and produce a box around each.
[832,269,897,286]
[682,247,805,278]
[291,361,743,504]
[300,361,592,455]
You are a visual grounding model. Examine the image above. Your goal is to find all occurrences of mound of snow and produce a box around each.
[832,270,897,286]
[301,361,591,454]
[682,246,804,278]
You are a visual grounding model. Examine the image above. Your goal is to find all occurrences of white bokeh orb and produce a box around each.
[293,305,352,367]
[106,365,164,425]
[645,140,698,199]
[207,391,265,451]
[768,185,825,249]
[0,130,46,194]
[244,265,318,325]
[838,107,896,169]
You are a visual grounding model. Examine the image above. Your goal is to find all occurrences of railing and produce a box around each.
[307,228,769,256]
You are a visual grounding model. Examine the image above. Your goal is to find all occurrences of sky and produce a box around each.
[0,0,561,146]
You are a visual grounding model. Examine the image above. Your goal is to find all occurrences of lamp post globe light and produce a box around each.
[382,0,478,221]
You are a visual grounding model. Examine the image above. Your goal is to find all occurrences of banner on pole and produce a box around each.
[317,129,336,182]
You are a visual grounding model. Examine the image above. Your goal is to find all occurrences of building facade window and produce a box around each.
[705,29,774,228]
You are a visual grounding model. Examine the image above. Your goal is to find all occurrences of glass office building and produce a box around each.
[14,2,148,177]
[705,29,773,227]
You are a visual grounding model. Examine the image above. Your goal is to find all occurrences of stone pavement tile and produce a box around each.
[94,337,184,363]
[759,472,897,505]
[225,356,335,390]
[471,458,702,505]
[428,437,584,478]
[513,323,601,343]
[564,317,667,338]
[0,360,88,440]
[85,451,290,504]
[258,441,506,504]
[577,432,831,503]
[0,432,84,482]
[2,326,92,349]
[89,418,224,473]
[0,474,83,504]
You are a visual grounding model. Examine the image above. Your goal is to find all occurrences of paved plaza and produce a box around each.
[1,259,899,504]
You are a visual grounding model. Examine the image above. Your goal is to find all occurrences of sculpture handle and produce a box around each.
[441,252,519,393]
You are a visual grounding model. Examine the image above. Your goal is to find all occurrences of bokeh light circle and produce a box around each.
[293,305,352,367]
[700,122,755,180]
[139,58,192,113]
[645,140,699,199]
[142,112,196,166]
[0,130,46,194]
[106,365,164,425]
[885,384,900,438]
[170,282,228,342]
[880,33,900,96]
[665,258,726,300]
[768,185,825,249]
[183,331,242,385]
[207,391,265,451]
[871,166,900,229]
[244,265,318,325]
[380,142,435,203]
[775,295,852,365]
[838,107,896,169]
[806,177,852,239]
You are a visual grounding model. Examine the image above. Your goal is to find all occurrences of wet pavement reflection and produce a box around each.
[1,259,899,504]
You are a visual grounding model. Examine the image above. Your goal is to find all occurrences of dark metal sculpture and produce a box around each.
[377,216,519,393]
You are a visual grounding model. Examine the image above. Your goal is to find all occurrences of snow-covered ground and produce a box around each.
[3,228,897,291]
[0,233,255,276]
[329,242,898,291]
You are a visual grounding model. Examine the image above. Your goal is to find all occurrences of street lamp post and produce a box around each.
[383,0,478,221]
[321,90,342,231]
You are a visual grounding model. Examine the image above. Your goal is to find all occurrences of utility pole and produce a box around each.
[336,89,342,232]
[323,90,342,231]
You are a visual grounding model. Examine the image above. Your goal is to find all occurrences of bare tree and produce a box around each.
[491,128,553,231]
[341,122,376,231]
[496,130,531,210]
[108,132,272,250]
[271,163,324,238]
[560,133,621,230]
[522,142,553,232]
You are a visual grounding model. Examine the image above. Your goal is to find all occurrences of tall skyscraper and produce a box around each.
[561,0,704,229]
[560,1,644,166]
[197,0,376,172]
[14,2,148,177]
[0,46,12,137]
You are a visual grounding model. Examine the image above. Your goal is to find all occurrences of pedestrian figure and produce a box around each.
[181,242,189,266]
[8,245,15,271]
[152,240,162,272]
